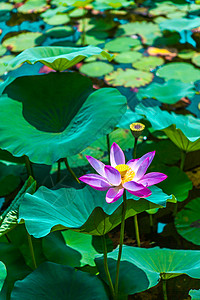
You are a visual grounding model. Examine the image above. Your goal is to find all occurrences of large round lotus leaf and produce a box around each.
[175,198,200,245]
[0,262,6,292]
[114,51,142,64]
[136,104,200,152]
[156,63,200,83]
[18,0,48,13]
[11,262,109,300]
[44,14,70,25]
[159,17,200,32]
[105,68,153,88]
[44,26,74,38]
[2,32,43,52]
[6,46,113,72]
[80,61,113,77]
[19,185,173,238]
[117,108,140,129]
[0,55,15,76]
[189,289,200,299]
[105,37,141,52]
[132,56,164,71]
[0,72,126,164]
[95,245,200,291]
[137,79,195,104]
[157,166,193,202]
[0,162,22,197]
[116,22,162,45]
[192,53,200,67]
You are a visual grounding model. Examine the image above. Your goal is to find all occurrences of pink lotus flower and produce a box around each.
[79,143,167,203]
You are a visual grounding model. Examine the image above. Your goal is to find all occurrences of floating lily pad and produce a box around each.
[137,80,195,104]
[105,37,141,52]
[11,262,109,300]
[69,8,87,17]
[116,21,162,45]
[18,0,48,13]
[19,185,173,238]
[0,55,15,76]
[96,245,200,295]
[2,32,43,52]
[77,31,108,46]
[114,51,142,64]
[44,14,70,25]
[178,50,196,59]
[175,198,200,245]
[0,72,126,164]
[135,104,200,152]
[159,17,200,32]
[44,26,74,38]
[6,46,113,71]
[192,53,200,67]
[0,262,6,292]
[80,61,114,77]
[0,45,7,56]
[105,68,153,88]
[132,56,164,71]
[189,289,200,299]
[156,63,200,83]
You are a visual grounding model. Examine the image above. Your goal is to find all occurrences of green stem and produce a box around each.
[25,156,34,178]
[134,214,141,247]
[81,17,86,46]
[132,137,138,159]
[106,134,110,164]
[180,151,186,171]
[57,160,61,183]
[64,158,80,184]
[115,192,127,297]
[27,231,37,269]
[162,279,168,300]
[149,214,153,228]
[101,235,115,298]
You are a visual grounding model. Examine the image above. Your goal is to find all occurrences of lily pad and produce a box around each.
[114,51,142,64]
[0,262,6,292]
[189,289,200,299]
[132,56,164,71]
[105,68,153,88]
[0,72,126,164]
[44,26,74,38]
[159,17,200,32]
[192,53,200,67]
[175,198,200,245]
[137,80,195,104]
[19,185,173,238]
[96,245,200,293]
[0,45,7,56]
[18,0,48,13]
[0,55,16,76]
[6,46,113,71]
[2,32,43,52]
[136,104,200,152]
[105,37,141,52]
[11,262,109,300]
[156,62,200,83]
[80,61,114,77]
[43,14,70,25]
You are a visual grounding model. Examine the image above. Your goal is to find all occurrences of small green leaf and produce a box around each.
[80,61,114,77]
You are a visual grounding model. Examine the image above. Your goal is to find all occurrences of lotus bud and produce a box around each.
[130,122,145,138]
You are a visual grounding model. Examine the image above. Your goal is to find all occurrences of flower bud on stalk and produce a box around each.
[130,122,145,138]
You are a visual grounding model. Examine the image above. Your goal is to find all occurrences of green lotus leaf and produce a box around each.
[2,32,43,53]
[105,68,153,88]
[156,62,200,83]
[43,13,70,25]
[0,262,6,292]
[175,198,200,245]
[137,80,195,104]
[76,31,108,46]
[0,162,22,197]
[6,46,113,71]
[117,108,140,129]
[0,177,36,237]
[0,72,126,164]
[157,166,193,202]
[189,289,200,299]
[11,262,109,300]
[44,26,74,38]
[178,50,196,59]
[159,17,200,32]
[17,0,48,13]
[96,245,200,293]
[19,185,173,237]
[69,8,87,17]
[0,2,13,12]
[114,51,142,64]
[93,0,134,9]
[116,21,162,45]
[0,55,16,76]
[43,230,112,267]
[132,56,164,71]
[135,104,200,152]
[148,2,182,17]
[192,53,200,67]
[105,37,141,52]
[0,45,7,56]
[52,0,92,7]
[188,94,200,118]
[80,61,114,77]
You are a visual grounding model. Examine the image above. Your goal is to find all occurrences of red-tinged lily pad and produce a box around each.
[105,68,153,88]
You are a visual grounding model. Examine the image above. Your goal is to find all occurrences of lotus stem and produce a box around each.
[101,235,115,299]
[115,192,127,297]
[106,134,110,164]
[57,160,61,183]
[26,230,37,269]
[64,158,80,184]
[132,137,138,159]
[25,156,34,179]
[134,214,141,247]
[162,279,168,300]
[81,17,86,46]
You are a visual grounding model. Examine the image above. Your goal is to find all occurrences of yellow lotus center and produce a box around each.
[115,164,135,184]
